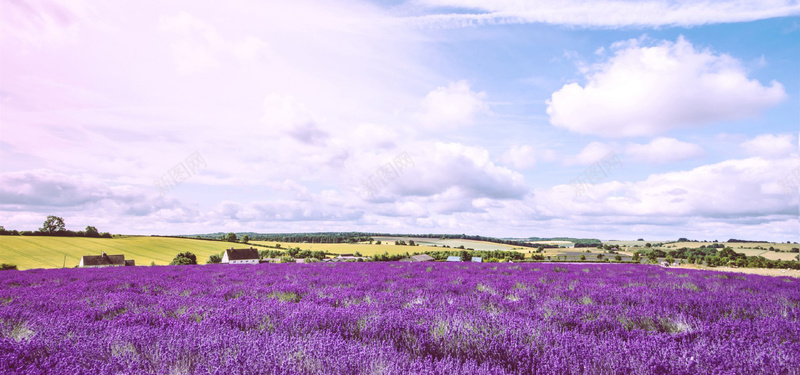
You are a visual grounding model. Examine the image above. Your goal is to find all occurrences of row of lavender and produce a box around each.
[1,263,798,374]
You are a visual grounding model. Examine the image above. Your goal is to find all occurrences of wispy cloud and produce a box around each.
[408,0,800,29]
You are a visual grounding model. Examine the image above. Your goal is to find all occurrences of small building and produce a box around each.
[79,252,134,268]
[400,254,435,262]
[222,247,260,264]
[446,256,461,262]
[472,257,483,263]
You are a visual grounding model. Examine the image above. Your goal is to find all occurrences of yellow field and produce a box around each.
[0,236,238,270]
[669,241,798,251]
[251,239,530,256]
[251,241,437,256]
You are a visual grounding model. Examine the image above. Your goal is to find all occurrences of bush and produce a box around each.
[207,254,222,264]
[170,252,197,265]
[0,264,17,271]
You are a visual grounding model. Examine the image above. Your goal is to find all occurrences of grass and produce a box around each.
[0,236,234,270]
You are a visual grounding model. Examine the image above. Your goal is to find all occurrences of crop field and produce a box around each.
[372,237,525,251]
[251,238,525,256]
[1,263,798,374]
[670,241,798,251]
[0,236,233,270]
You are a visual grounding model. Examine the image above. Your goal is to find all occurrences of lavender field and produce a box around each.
[1,263,798,374]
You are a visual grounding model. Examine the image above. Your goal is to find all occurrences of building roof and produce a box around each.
[225,247,260,260]
[81,253,126,266]
[446,256,461,262]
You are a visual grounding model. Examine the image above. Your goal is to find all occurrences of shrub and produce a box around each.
[0,264,17,271]
[170,252,197,265]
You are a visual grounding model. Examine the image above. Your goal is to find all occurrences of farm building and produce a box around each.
[446,256,461,262]
[79,252,135,268]
[222,247,260,264]
[324,254,370,262]
[472,257,482,263]
[400,254,435,262]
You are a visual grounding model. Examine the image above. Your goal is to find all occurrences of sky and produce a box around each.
[1,0,799,241]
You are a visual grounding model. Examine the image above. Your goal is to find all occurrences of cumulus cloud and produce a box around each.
[547,36,786,137]
[262,94,330,145]
[500,145,537,169]
[565,142,615,166]
[741,133,797,158]
[418,80,489,129]
[538,156,798,219]
[410,0,800,29]
[625,137,705,164]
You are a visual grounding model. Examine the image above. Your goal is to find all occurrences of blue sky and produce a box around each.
[1,0,799,241]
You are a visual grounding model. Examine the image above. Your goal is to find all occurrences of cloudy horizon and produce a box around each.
[1,0,799,241]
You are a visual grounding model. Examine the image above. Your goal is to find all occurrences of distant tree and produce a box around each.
[637,238,644,241]
[409,240,415,246]
[207,254,222,264]
[632,253,641,262]
[0,264,17,271]
[84,226,100,237]
[666,255,675,264]
[645,243,652,248]
[241,235,250,244]
[580,254,586,261]
[170,252,197,265]
[225,233,237,242]
[41,215,66,234]
[275,243,282,248]
[597,254,603,260]
[100,232,112,238]
[615,255,622,262]
[375,240,381,245]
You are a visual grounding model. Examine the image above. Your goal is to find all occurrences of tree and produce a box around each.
[666,255,675,264]
[597,253,603,260]
[615,255,622,262]
[580,254,586,261]
[85,226,100,237]
[409,240,416,246]
[170,252,197,265]
[241,235,250,244]
[225,233,237,242]
[645,243,652,248]
[40,215,66,234]
[375,240,381,245]
[632,253,641,262]
[207,254,222,264]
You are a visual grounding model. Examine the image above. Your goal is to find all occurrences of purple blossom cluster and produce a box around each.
[1,263,798,374]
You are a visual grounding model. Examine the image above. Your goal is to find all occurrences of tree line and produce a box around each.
[0,216,111,238]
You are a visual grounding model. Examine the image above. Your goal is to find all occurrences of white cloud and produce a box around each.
[741,133,797,158]
[536,156,799,221]
[547,36,786,137]
[625,137,705,164]
[410,0,800,28]
[418,80,488,129]
[500,145,556,170]
[565,142,615,166]
[500,145,537,169]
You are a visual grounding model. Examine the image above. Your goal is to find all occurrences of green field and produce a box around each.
[0,236,235,270]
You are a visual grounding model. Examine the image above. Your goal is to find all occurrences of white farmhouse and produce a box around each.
[221,247,260,264]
